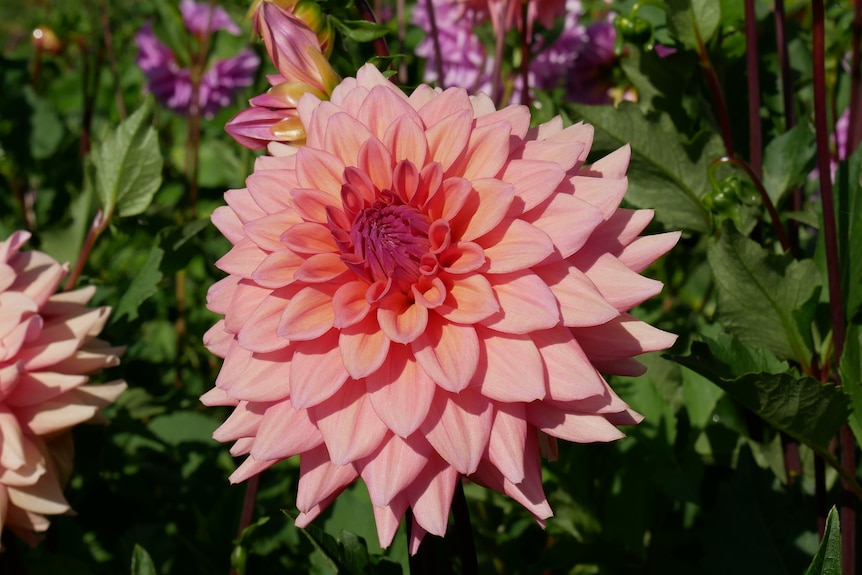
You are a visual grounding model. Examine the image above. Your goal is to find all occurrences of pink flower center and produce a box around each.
[348,200,431,288]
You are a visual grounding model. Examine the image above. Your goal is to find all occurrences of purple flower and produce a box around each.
[412,1,494,93]
[134,6,259,118]
[564,19,618,104]
[180,0,241,38]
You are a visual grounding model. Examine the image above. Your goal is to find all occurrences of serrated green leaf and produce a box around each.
[332,17,390,42]
[708,222,819,366]
[839,323,862,446]
[568,102,717,232]
[112,242,164,323]
[667,0,721,50]
[762,122,817,204]
[671,341,850,452]
[805,507,841,575]
[131,544,157,575]
[91,99,163,219]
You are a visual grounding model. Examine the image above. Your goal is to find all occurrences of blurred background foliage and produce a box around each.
[0,0,858,573]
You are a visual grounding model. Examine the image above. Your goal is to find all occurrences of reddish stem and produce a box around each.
[744,0,762,177]
[356,0,390,59]
[64,210,107,292]
[228,474,260,575]
[423,0,446,89]
[812,2,853,573]
[695,32,735,157]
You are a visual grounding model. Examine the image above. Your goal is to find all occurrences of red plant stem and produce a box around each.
[695,32,735,157]
[519,1,531,108]
[423,0,446,89]
[744,0,762,177]
[79,36,93,157]
[848,0,862,156]
[774,0,802,254]
[228,474,260,575]
[812,2,853,573]
[64,210,107,292]
[99,0,127,120]
[356,0,390,59]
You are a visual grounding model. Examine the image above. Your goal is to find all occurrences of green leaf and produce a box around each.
[112,242,164,323]
[667,0,721,50]
[671,340,850,452]
[24,87,64,159]
[148,411,219,446]
[707,221,820,366]
[836,144,862,318]
[568,102,718,232]
[762,122,817,205]
[839,323,862,446]
[91,99,163,219]
[805,506,841,575]
[332,17,390,42]
[293,515,402,575]
[131,544,157,575]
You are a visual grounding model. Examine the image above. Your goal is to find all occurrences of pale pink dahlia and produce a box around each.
[0,231,126,542]
[204,64,678,550]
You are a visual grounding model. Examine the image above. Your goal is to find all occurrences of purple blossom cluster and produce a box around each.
[412,0,618,105]
[135,0,259,118]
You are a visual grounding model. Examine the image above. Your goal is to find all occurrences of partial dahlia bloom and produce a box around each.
[204,64,678,550]
[0,231,125,542]
[225,2,340,151]
[135,3,259,118]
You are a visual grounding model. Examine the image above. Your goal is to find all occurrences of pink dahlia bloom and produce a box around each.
[204,64,678,550]
[0,231,125,542]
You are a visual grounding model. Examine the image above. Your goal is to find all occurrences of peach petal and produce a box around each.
[211,205,245,244]
[535,262,619,328]
[225,188,267,223]
[412,318,479,393]
[417,86,473,126]
[229,455,277,483]
[366,347,435,437]
[487,404,528,484]
[571,313,678,362]
[296,147,345,196]
[407,458,459,536]
[338,315,391,379]
[296,444,360,512]
[224,282,271,334]
[473,327,545,402]
[452,178,515,242]
[289,330,350,408]
[436,274,499,324]
[280,222,338,254]
[289,188,341,223]
[238,289,294,353]
[331,281,372,328]
[524,193,604,259]
[520,139,585,172]
[217,343,292,402]
[357,138,393,192]
[474,104,530,139]
[277,286,336,341]
[245,170,298,212]
[527,403,626,442]
[323,111,375,166]
[251,400,324,461]
[586,144,630,179]
[377,293,429,344]
[615,232,681,273]
[244,211,304,251]
[383,115,429,168]
[569,175,628,219]
[420,388,492,475]
[212,401,264,442]
[449,121,512,180]
[439,242,485,274]
[216,239,267,278]
[572,252,664,311]
[252,249,304,289]
[372,495,409,548]
[359,84,423,140]
[531,326,607,402]
[293,253,348,283]
[309,380,388,465]
[499,159,566,214]
[482,272,559,334]
[425,109,472,171]
[358,433,431,506]
[479,219,553,273]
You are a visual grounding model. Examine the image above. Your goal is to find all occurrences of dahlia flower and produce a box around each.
[225,2,339,150]
[204,64,678,550]
[135,3,259,118]
[0,231,126,542]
